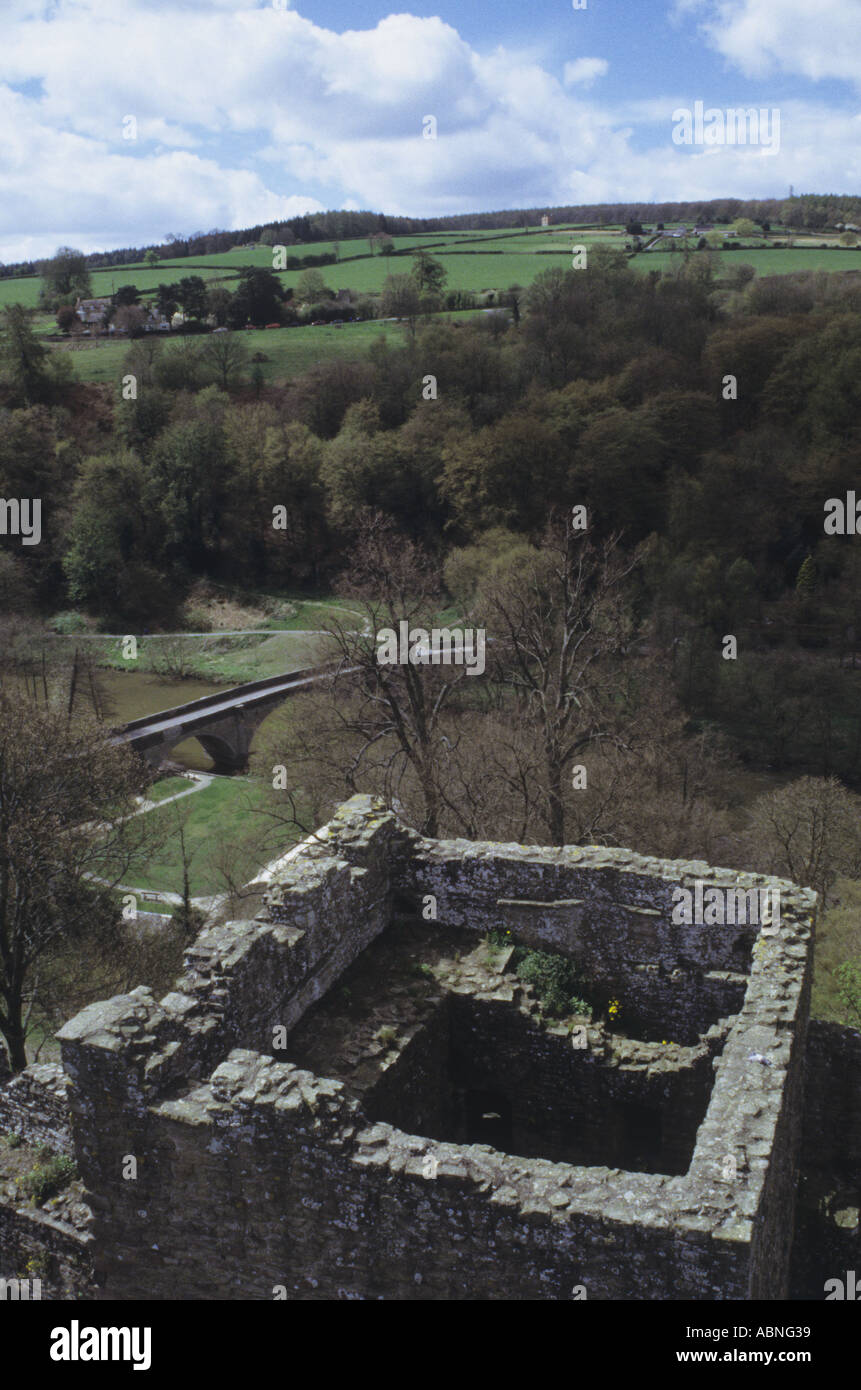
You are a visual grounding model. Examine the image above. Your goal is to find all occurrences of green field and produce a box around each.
[234,319,419,382]
[633,245,861,276]
[82,627,338,683]
[50,337,147,384]
[90,264,229,296]
[60,238,861,321]
[0,262,229,310]
[53,309,491,386]
[4,224,859,318]
[8,223,861,387]
[101,776,293,896]
[484,229,624,252]
[0,224,627,312]
[0,276,42,307]
[268,244,575,296]
[157,228,525,269]
[146,776,195,803]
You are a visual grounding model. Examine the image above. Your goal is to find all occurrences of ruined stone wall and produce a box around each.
[51,797,816,1302]
[56,800,405,1297]
[0,1064,73,1155]
[447,996,720,1174]
[799,1020,861,1179]
[400,838,787,1040]
[364,992,723,1176]
[363,998,454,1142]
[0,1205,94,1299]
[745,938,813,1300]
[0,1065,92,1298]
[403,836,766,971]
[65,1048,752,1301]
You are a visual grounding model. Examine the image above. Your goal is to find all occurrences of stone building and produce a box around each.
[2,796,859,1298]
[73,296,112,326]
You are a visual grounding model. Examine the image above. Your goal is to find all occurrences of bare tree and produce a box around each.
[114,305,147,337]
[477,519,642,846]
[0,691,164,1071]
[369,232,394,257]
[257,511,477,838]
[743,775,861,907]
[380,275,420,336]
[152,635,194,680]
[255,517,660,852]
[201,330,249,391]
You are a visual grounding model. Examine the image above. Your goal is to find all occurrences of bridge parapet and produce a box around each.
[110,661,347,772]
[114,665,332,735]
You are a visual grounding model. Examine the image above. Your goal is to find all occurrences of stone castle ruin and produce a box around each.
[1,796,859,1299]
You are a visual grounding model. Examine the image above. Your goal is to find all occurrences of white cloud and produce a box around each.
[0,86,323,262]
[681,0,861,88]
[0,2,859,262]
[563,58,609,87]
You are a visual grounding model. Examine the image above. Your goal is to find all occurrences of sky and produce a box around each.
[1,0,860,263]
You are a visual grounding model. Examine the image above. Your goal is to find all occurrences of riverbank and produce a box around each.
[52,628,340,685]
[38,591,364,684]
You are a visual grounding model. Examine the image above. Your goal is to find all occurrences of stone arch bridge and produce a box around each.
[111,664,353,773]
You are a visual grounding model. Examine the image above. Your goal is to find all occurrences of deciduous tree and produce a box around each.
[478,520,642,845]
[202,330,249,391]
[744,776,861,907]
[39,246,91,307]
[0,693,160,1071]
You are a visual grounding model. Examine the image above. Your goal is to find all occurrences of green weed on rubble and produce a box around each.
[20,1154,77,1206]
[487,928,592,1019]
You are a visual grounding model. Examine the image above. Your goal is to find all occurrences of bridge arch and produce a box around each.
[114,664,343,774]
[194,732,250,773]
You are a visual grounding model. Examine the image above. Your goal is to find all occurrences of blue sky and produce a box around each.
[1,0,860,262]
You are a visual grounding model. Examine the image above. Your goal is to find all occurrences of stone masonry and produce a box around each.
[38,794,833,1301]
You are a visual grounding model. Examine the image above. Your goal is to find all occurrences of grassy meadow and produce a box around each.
[4,223,861,390]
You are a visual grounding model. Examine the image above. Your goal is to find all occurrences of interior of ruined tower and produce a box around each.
[284,919,732,1177]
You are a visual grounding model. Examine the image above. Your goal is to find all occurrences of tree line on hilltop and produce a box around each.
[3,192,860,279]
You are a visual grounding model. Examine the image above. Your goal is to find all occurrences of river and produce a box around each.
[5,666,248,773]
[95,669,235,771]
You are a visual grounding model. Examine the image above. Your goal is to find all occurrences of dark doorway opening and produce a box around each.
[621,1102,663,1173]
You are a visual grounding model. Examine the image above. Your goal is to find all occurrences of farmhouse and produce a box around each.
[74,297,111,325]
[145,307,171,332]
